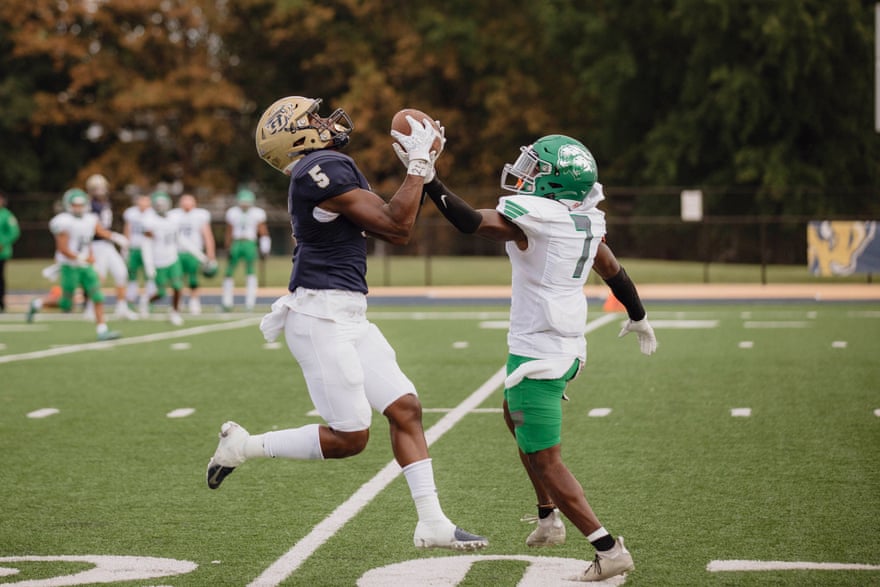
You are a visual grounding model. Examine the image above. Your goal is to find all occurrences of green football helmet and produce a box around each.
[62,188,89,216]
[236,189,256,206]
[151,190,172,214]
[500,134,598,206]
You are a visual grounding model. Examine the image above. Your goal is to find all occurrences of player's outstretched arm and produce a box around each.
[423,177,525,244]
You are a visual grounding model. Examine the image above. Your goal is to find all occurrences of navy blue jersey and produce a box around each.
[287,150,370,293]
[90,199,113,240]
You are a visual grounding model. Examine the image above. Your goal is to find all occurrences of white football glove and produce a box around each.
[109,231,129,250]
[390,116,442,180]
[75,250,92,266]
[618,316,657,356]
[259,235,271,257]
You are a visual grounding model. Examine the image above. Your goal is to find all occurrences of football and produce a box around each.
[391,108,443,153]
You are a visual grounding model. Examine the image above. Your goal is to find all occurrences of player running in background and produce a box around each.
[0,191,21,313]
[206,96,487,551]
[123,193,158,317]
[403,134,656,582]
[142,191,185,326]
[85,173,137,321]
[27,188,121,341]
[222,189,269,311]
[168,193,216,315]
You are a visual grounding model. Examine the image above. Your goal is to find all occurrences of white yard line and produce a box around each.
[248,312,619,587]
[0,318,262,364]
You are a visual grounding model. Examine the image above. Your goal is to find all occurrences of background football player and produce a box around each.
[142,191,185,326]
[27,188,121,341]
[222,188,269,312]
[168,193,216,315]
[123,193,158,317]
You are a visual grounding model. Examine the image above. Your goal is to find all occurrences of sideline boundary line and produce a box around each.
[0,318,262,364]
[248,313,620,586]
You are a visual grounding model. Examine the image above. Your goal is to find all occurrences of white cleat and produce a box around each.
[169,310,183,326]
[413,521,488,551]
[115,305,139,321]
[569,536,635,582]
[188,297,202,315]
[523,508,566,547]
[206,421,250,489]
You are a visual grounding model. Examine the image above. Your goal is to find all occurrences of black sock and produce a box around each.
[591,534,616,552]
[537,504,555,520]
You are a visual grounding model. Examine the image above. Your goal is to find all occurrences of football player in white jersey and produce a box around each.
[222,189,269,311]
[85,174,138,320]
[168,193,216,314]
[408,134,656,582]
[27,189,121,340]
[142,191,185,326]
[123,193,158,316]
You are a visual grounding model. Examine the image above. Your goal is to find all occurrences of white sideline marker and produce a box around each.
[831,341,848,348]
[731,408,752,417]
[249,313,620,587]
[873,409,880,417]
[708,560,880,572]
[738,341,754,349]
[0,343,6,351]
[27,408,59,419]
[263,342,282,350]
[170,342,191,351]
[452,341,469,349]
[588,408,612,417]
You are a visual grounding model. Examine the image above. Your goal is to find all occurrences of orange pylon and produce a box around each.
[603,292,625,312]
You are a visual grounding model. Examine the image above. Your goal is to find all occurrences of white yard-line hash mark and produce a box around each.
[248,312,620,587]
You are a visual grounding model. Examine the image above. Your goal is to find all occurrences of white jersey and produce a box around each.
[226,206,266,241]
[498,195,607,361]
[49,212,99,266]
[143,213,181,269]
[123,206,157,249]
[168,207,211,252]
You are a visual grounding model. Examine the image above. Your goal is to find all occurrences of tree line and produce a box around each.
[1,0,877,219]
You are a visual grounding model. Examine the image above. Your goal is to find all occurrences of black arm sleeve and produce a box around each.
[602,266,646,321]
[423,177,483,234]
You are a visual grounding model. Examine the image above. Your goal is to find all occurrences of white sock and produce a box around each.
[402,459,449,524]
[126,281,138,302]
[96,323,108,335]
[222,277,234,307]
[245,274,258,309]
[145,280,157,297]
[262,424,324,460]
[33,298,44,310]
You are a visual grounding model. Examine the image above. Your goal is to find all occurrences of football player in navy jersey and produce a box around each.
[206,97,487,551]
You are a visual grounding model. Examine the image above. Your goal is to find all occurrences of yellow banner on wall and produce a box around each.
[807,221,879,276]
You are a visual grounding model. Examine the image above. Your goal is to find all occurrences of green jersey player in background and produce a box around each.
[222,189,270,311]
[401,134,656,583]
[168,193,216,315]
[28,188,121,341]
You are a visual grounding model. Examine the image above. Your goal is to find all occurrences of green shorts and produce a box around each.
[59,264,104,311]
[504,354,581,454]
[154,260,183,298]
[127,248,146,281]
[226,239,258,277]
[178,252,201,288]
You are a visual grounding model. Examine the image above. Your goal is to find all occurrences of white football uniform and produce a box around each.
[498,195,607,362]
[225,206,266,241]
[143,214,181,269]
[123,206,157,250]
[49,212,99,265]
[90,202,127,285]
[168,207,211,254]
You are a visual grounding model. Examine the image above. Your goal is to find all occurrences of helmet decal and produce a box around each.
[557,144,595,183]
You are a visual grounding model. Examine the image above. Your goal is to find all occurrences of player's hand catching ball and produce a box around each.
[390,108,444,182]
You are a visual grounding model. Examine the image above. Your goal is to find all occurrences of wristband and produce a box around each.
[407,159,432,178]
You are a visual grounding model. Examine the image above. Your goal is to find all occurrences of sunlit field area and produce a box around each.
[1,300,878,586]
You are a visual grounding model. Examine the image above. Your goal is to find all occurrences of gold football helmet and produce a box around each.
[255,96,353,174]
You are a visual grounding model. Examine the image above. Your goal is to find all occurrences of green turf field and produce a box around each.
[1,303,878,586]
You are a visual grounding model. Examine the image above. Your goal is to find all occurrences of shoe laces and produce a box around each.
[520,514,539,524]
